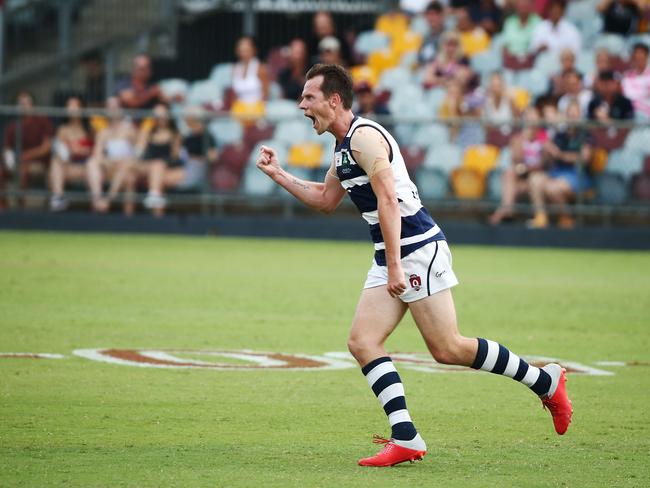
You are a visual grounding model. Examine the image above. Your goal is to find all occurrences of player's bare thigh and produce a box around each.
[347,285,408,366]
[408,288,477,366]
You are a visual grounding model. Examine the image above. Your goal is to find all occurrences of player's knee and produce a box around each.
[428,336,466,365]
[347,335,377,360]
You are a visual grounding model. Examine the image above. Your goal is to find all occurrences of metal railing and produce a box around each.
[1,104,648,226]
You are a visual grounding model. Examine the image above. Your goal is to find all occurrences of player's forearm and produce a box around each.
[378,198,402,267]
[273,168,327,211]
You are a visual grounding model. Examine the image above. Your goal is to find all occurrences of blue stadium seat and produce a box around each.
[594,34,627,56]
[209,62,233,88]
[377,67,413,92]
[423,143,462,176]
[486,168,503,201]
[273,119,311,145]
[533,51,559,76]
[247,140,288,169]
[159,79,189,100]
[416,167,449,200]
[496,146,512,169]
[424,87,446,113]
[515,69,549,98]
[576,49,596,79]
[355,30,390,57]
[265,99,302,122]
[388,83,425,114]
[187,79,223,106]
[412,123,450,148]
[595,172,628,205]
[242,165,276,196]
[471,50,502,77]
[607,149,644,181]
[208,117,243,147]
[624,128,650,155]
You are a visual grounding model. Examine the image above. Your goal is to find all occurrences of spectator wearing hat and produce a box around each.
[308,11,351,66]
[352,82,392,129]
[317,36,346,66]
[588,70,634,122]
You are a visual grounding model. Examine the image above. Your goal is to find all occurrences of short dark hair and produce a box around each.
[425,1,443,13]
[632,42,649,56]
[305,63,353,109]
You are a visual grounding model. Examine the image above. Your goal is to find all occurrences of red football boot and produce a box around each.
[358,435,426,467]
[541,364,573,435]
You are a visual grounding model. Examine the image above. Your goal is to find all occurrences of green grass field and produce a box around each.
[1,230,649,487]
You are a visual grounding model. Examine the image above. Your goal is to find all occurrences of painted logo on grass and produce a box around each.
[72,349,354,370]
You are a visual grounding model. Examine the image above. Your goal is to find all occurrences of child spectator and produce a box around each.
[86,96,138,214]
[49,96,94,212]
[1,91,53,207]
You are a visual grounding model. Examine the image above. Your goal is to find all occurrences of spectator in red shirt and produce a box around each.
[1,91,54,207]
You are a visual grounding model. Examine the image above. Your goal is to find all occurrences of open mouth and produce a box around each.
[305,114,316,128]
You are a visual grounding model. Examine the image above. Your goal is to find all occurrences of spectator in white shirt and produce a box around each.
[530,0,582,58]
[557,69,592,116]
[621,43,650,121]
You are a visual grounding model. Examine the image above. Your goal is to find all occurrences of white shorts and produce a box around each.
[364,240,459,303]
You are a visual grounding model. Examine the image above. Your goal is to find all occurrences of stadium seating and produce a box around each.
[209,62,233,88]
[273,119,311,145]
[287,142,323,168]
[416,167,448,200]
[594,34,628,57]
[265,99,302,122]
[208,117,244,147]
[159,79,190,100]
[411,123,449,149]
[424,143,462,176]
[462,144,499,177]
[496,146,512,169]
[401,145,426,175]
[243,121,275,149]
[451,167,486,199]
[230,99,266,123]
[486,168,503,201]
[631,173,650,202]
[607,149,644,181]
[354,30,391,58]
[187,79,222,106]
[624,128,650,155]
[595,172,628,205]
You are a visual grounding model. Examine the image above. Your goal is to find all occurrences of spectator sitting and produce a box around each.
[489,106,548,225]
[501,0,542,58]
[277,38,309,102]
[352,81,391,127]
[588,70,635,122]
[528,101,593,229]
[529,0,582,58]
[585,48,613,89]
[86,96,138,214]
[598,0,641,35]
[469,0,504,36]
[422,31,471,89]
[115,54,166,111]
[144,106,217,216]
[621,43,650,120]
[547,48,577,97]
[417,1,446,67]
[49,96,94,212]
[317,36,346,67]
[1,91,53,208]
[482,72,519,124]
[456,6,491,58]
[557,69,592,116]
[232,36,269,105]
[308,11,352,66]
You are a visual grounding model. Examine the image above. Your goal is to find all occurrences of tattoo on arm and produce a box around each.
[291,178,310,191]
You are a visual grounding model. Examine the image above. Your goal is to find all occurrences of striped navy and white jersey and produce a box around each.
[334,115,445,266]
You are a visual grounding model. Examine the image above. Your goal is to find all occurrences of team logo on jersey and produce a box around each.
[340,151,352,174]
[409,274,422,291]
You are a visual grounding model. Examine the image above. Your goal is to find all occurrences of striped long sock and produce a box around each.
[471,338,552,397]
[362,356,418,441]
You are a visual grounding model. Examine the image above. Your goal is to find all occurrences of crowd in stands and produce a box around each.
[1,0,650,227]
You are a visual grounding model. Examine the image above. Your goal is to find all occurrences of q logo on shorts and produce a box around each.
[409,274,422,291]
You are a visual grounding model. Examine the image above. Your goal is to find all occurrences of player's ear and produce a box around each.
[329,93,341,108]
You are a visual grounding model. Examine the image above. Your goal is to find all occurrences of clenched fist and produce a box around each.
[256,145,281,178]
